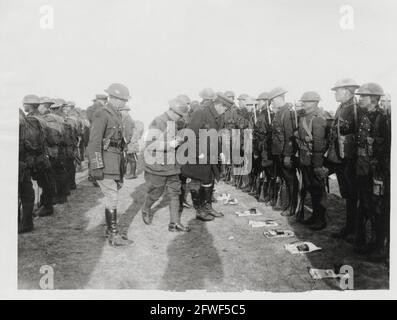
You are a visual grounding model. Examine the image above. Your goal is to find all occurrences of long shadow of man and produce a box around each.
[160,219,224,291]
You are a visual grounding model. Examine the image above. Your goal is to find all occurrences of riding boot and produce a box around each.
[191,189,214,221]
[19,201,34,234]
[310,207,327,231]
[108,209,133,247]
[202,186,224,218]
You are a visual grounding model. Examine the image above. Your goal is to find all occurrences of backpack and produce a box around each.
[23,113,46,155]
[63,119,77,147]
[42,114,64,146]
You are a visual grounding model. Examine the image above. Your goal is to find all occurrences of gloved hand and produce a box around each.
[314,167,329,180]
[92,168,104,180]
[283,156,292,169]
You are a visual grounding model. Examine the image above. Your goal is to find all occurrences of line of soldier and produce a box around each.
[215,79,391,262]
[18,96,90,234]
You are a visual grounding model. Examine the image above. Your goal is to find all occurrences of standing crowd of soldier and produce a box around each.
[18,90,143,238]
[19,79,391,262]
[19,96,89,233]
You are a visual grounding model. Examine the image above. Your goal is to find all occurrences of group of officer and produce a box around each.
[19,80,391,261]
[18,95,89,234]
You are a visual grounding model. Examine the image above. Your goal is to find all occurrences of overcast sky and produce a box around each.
[1,0,395,128]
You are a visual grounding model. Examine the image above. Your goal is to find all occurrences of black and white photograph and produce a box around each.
[1,0,396,302]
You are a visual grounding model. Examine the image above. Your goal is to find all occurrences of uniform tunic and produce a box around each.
[181,102,223,184]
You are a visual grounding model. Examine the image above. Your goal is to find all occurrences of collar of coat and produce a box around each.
[104,102,121,118]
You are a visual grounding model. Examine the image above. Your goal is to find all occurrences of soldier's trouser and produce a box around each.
[375,175,390,251]
[34,168,56,207]
[18,173,35,228]
[356,174,373,247]
[334,159,358,233]
[301,166,327,216]
[65,157,76,188]
[143,172,182,224]
[97,179,123,210]
[50,158,69,198]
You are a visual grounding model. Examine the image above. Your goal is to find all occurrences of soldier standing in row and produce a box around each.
[269,87,299,216]
[87,83,133,247]
[296,92,328,230]
[142,98,191,232]
[19,99,44,233]
[63,101,81,190]
[48,99,70,204]
[233,94,250,189]
[240,96,256,193]
[24,95,56,215]
[354,83,389,259]
[327,79,361,241]
[254,93,274,202]
[181,93,232,221]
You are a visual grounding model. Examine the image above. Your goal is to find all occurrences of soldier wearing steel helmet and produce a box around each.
[232,94,253,189]
[255,92,275,202]
[141,97,191,232]
[295,91,328,230]
[327,78,361,241]
[181,93,233,222]
[23,95,59,216]
[87,83,134,247]
[18,95,47,233]
[48,99,71,203]
[199,88,217,105]
[62,101,82,191]
[353,83,390,260]
[269,87,299,216]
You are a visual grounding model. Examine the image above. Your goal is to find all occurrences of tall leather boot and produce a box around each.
[310,207,327,231]
[107,209,133,247]
[19,201,34,234]
[202,186,224,218]
[191,189,214,221]
[105,208,112,238]
[332,198,357,239]
[257,178,264,200]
